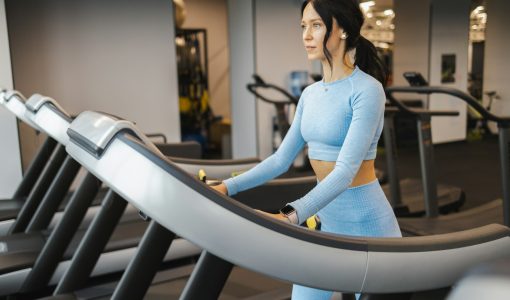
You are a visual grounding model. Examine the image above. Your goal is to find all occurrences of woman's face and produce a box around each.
[301,3,344,61]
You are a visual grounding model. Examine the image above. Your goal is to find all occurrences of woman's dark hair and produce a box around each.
[301,0,388,85]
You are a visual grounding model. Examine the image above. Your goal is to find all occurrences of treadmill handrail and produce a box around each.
[25,94,70,119]
[24,97,73,146]
[1,89,25,104]
[168,156,260,166]
[66,110,162,158]
[119,134,510,252]
[247,82,299,105]
[0,89,41,130]
[65,118,510,251]
[385,104,459,117]
[386,86,510,126]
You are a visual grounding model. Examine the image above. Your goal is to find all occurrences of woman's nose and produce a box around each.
[303,28,312,41]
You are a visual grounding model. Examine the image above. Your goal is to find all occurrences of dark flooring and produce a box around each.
[375,135,502,211]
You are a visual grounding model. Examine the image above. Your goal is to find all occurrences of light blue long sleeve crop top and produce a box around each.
[223,66,386,223]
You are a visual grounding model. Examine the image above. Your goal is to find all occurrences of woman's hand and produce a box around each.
[211,183,228,195]
[255,209,290,223]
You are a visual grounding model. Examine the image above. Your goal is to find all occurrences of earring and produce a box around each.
[341,32,347,40]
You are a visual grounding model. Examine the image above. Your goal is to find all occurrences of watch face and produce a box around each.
[280,205,295,215]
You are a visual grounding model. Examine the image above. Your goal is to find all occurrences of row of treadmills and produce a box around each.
[0,86,509,299]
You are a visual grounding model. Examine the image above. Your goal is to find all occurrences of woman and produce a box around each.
[213,0,401,298]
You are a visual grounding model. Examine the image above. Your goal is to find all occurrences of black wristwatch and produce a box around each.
[280,205,298,224]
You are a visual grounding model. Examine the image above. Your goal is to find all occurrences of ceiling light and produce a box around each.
[473,5,484,13]
[383,9,394,16]
[360,1,375,12]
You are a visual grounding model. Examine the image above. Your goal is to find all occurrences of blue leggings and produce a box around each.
[291,179,401,300]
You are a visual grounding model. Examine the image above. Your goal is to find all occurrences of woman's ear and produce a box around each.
[340,32,347,40]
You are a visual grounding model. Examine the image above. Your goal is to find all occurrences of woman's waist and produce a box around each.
[307,144,377,162]
[310,159,377,186]
[317,180,393,222]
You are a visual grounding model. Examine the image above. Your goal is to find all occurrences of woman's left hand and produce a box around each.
[255,209,290,223]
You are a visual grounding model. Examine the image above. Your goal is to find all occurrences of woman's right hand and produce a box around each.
[211,182,228,195]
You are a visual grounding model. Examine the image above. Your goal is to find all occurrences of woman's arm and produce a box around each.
[222,94,307,196]
[289,82,385,223]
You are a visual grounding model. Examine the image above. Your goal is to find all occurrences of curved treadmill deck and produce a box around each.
[382,178,464,216]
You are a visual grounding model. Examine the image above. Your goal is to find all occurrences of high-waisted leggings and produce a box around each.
[291,179,402,300]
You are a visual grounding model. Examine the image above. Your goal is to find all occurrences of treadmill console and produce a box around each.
[403,72,429,87]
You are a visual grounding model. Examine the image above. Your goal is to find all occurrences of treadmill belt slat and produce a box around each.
[399,199,503,235]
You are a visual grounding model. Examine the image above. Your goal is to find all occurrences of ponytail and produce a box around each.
[355,36,388,86]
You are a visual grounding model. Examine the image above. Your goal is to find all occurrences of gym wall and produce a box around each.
[6,0,181,167]
[393,0,431,106]
[0,0,22,198]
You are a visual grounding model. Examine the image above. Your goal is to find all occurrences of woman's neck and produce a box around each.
[321,52,355,83]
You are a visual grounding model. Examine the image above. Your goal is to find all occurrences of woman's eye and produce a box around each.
[313,23,321,28]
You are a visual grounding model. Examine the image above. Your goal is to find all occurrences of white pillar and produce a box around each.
[254,0,311,159]
[428,0,470,143]
[228,0,258,158]
[0,0,23,198]
[484,0,510,133]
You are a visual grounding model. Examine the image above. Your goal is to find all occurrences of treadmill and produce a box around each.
[0,90,204,234]
[0,92,205,297]
[385,86,510,236]
[382,104,465,217]
[52,110,510,299]
[0,92,137,233]
[0,92,316,298]
[41,168,317,299]
[382,72,466,217]
[0,90,66,233]
[246,75,299,140]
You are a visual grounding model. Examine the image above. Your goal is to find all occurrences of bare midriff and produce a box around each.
[309,159,376,186]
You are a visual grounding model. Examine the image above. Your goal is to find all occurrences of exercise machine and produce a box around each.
[56,110,510,298]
